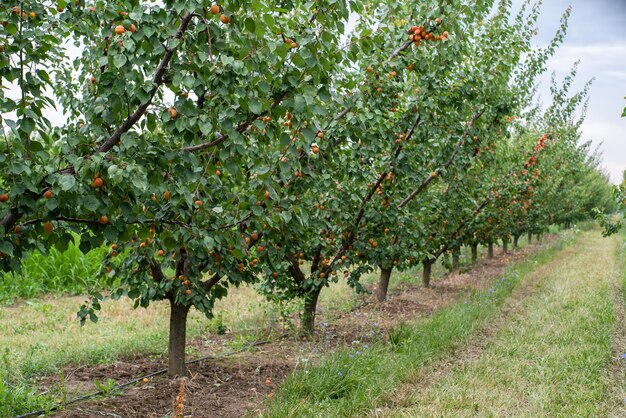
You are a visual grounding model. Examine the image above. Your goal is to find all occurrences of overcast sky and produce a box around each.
[512,0,626,183]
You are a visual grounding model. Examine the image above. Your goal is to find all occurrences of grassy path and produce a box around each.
[377,231,622,417]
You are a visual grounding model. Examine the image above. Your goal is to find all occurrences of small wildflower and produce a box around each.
[364,345,369,349]
[338,371,343,377]
[620,353,626,359]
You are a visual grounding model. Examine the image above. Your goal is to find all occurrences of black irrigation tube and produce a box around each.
[15,335,286,418]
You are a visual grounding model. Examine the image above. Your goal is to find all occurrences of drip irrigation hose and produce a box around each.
[15,334,286,418]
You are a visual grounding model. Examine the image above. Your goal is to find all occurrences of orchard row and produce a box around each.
[0,1,615,376]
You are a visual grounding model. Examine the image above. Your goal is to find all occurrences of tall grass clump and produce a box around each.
[0,238,109,303]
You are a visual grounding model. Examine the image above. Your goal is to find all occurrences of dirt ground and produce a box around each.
[45,238,554,418]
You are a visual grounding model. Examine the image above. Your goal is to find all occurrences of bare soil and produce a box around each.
[45,238,555,418]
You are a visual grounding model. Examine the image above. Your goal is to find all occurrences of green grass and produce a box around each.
[0,229,556,416]
[381,231,618,417]
[262,230,579,417]
[0,239,108,304]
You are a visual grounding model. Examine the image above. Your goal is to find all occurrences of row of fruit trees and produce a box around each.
[0,0,617,376]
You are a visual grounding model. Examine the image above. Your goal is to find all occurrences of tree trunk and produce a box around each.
[488,242,494,259]
[513,235,519,250]
[300,287,322,335]
[502,238,508,254]
[376,266,393,302]
[452,250,460,270]
[422,259,433,287]
[471,244,478,264]
[168,300,191,377]
[528,232,532,244]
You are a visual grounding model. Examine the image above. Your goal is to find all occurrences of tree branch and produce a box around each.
[398,110,485,208]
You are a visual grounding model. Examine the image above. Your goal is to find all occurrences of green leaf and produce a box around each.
[245,18,256,33]
[83,195,100,211]
[59,175,76,191]
[0,241,14,256]
[113,54,127,68]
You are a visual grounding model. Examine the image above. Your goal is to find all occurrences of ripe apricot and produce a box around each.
[88,6,94,12]
[210,4,220,15]
[317,131,324,139]
[0,194,8,203]
[195,200,203,206]
[164,190,171,201]
[99,215,109,225]
[216,169,221,176]
[168,107,177,119]
[130,24,136,33]
[290,42,297,49]
[251,232,259,241]
[44,190,53,199]
[115,25,125,35]
[43,221,54,233]
[157,249,164,257]
[220,14,230,24]
[91,177,104,188]
[272,272,278,278]
[142,378,149,384]
[311,145,320,154]
[29,11,36,18]
[185,289,192,295]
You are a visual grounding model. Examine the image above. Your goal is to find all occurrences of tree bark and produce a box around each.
[513,234,519,250]
[376,266,393,302]
[300,287,322,335]
[502,238,509,254]
[422,259,433,287]
[488,242,494,259]
[452,250,460,270]
[528,232,532,244]
[168,300,191,377]
[471,243,478,264]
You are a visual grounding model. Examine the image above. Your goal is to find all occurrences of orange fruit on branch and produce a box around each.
[91,177,104,188]
[43,221,54,233]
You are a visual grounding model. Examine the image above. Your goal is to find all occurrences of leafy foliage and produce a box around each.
[0,0,615,373]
